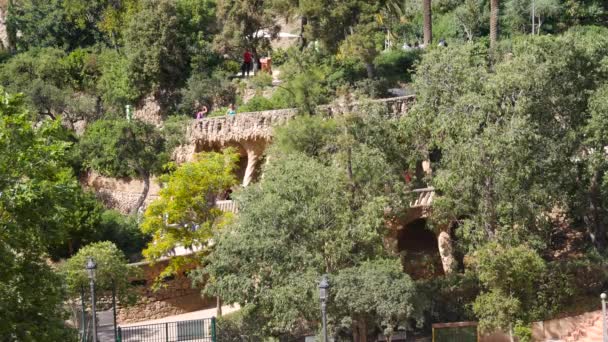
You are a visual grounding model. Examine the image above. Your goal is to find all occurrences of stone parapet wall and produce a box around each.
[84,96,416,213]
[188,95,415,145]
[117,260,214,324]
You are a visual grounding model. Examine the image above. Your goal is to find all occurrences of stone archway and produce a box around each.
[397,218,445,279]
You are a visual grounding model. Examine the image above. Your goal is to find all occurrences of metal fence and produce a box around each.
[432,322,478,342]
[118,318,216,342]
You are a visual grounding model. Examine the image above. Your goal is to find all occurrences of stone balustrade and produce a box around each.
[409,187,435,208]
[216,199,238,214]
[187,95,416,145]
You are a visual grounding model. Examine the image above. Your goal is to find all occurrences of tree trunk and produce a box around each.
[358,320,367,342]
[422,0,432,46]
[133,169,150,215]
[216,297,222,317]
[490,0,499,48]
[299,16,308,50]
[365,62,375,79]
[585,169,607,251]
[352,321,360,342]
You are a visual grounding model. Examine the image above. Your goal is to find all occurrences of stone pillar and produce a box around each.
[241,140,267,187]
[437,228,456,274]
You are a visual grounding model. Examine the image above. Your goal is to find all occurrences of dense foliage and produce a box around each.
[0,93,77,341]
[141,150,239,283]
[2,0,608,340]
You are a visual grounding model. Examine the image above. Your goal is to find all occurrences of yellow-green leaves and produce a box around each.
[141,150,239,282]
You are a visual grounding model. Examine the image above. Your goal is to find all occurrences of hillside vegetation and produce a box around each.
[1,0,608,341]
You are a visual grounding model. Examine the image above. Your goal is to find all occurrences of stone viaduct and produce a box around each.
[84,95,455,280]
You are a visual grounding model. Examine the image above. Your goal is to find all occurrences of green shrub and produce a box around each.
[513,323,532,342]
[271,47,289,66]
[373,49,422,83]
[353,78,392,99]
[162,115,191,153]
[239,96,277,112]
[179,73,237,115]
[208,106,229,117]
[216,306,268,342]
[248,72,273,91]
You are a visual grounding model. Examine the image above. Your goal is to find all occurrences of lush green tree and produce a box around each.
[124,0,191,96]
[141,150,239,282]
[505,0,561,34]
[95,49,140,110]
[340,20,385,78]
[9,0,98,50]
[454,0,486,41]
[61,241,136,301]
[200,153,385,336]
[179,72,236,115]
[79,119,167,213]
[214,0,279,57]
[0,48,69,118]
[334,259,426,341]
[0,92,79,341]
[406,28,608,251]
[200,112,419,337]
[472,243,545,341]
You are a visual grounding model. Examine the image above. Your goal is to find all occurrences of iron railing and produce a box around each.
[118,318,216,342]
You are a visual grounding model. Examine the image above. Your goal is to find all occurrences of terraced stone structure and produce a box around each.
[174,95,416,186]
[86,95,455,276]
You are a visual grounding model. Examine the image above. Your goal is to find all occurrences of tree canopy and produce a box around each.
[141,150,239,281]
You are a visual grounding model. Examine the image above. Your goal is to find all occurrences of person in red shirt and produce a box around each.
[242,50,253,77]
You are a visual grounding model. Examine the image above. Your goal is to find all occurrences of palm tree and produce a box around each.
[490,0,499,48]
[422,0,432,45]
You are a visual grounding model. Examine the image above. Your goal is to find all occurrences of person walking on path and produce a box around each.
[242,50,253,77]
[226,103,236,116]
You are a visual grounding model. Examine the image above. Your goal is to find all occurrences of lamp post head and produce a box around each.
[86,257,97,281]
[602,293,607,300]
[319,274,329,302]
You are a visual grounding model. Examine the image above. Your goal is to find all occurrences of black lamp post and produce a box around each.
[319,274,330,342]
[86,257,98,342]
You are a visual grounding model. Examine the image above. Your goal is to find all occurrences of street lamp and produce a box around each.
[319,274,330,342]
[86,257,98,342]
[602,293,607,342]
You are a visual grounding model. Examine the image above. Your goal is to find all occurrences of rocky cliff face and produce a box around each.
[0,8,8,49]
[81,172,161,215]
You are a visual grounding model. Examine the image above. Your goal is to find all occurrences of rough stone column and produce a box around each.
[241,140,267,187]
[437,227,456,274]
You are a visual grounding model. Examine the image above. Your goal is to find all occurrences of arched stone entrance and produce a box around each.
[397,218,445,279]
[194,139,267,187]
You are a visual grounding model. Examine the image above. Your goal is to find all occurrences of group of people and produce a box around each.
[401,38,448,50]
[195,103,236,121]
[242,49,264,78]
[194,49,261,121]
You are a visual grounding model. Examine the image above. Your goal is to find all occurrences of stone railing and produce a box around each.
[409,187,435,208]
[216,199,238,214]
[187,95,416,144]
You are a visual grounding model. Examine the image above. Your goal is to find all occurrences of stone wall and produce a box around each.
[117,259,214,324]
[87,96,416,211]
[187,95,415,145]
[81,172,161,214]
